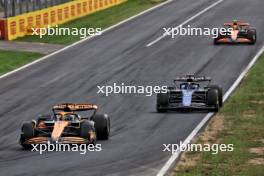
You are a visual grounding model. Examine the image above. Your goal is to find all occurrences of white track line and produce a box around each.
[0,0,174,80]
[146,0,224,47]
[156,45,264,176]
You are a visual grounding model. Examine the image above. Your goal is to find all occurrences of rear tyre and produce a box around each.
[247,29,257,45]
[208,85,223,107]
[156,92,169,112]
[207,89,219,112]
[93,114,110,140]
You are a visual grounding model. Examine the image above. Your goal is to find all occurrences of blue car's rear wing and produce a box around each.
[174,75,211,83]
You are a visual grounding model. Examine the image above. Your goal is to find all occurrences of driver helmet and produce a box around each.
[64,114,75,121]
[232,19,239,30]
[182,82,192,89]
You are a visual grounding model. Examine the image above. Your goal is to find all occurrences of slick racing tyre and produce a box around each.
[208,85,223,107]
[247,29,257,45]
[20,123,35,149]
[156,92,169,112]
[93,114,110,140]
[207,89,219,112]
[214,33,226,45]
[22,122,35,139]
[214,36,220,45]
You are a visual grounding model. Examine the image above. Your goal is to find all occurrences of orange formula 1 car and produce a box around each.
[19,103,110,149]
[214,20,256,45]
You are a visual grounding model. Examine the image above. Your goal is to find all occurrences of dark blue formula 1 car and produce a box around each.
[156,75,223,112]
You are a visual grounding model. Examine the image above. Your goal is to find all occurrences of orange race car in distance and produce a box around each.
[214,20,257,45]
[19,103,110,149]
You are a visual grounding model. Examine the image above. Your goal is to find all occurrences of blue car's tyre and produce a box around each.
[208,85,223,107]
[156,92,169,112]
[207,89,219,112]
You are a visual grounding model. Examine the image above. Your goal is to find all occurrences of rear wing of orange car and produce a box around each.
[52,103,98,119]
[224,22,250,26]
[52,103,98,112]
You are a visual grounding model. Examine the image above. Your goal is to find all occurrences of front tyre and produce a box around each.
[214,37,220,45]
[156,92,169,112]
[22,123,34,138]
[20,123,35,149]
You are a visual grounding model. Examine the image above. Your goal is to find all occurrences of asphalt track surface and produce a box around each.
[0,0,263,175]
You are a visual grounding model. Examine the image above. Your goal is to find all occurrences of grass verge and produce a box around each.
[173,54,264,176]
[0,50,43,75]
[17,0,165,45]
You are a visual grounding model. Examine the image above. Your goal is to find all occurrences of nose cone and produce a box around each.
[51,121,69,141]
[182,90,194,107]
[231,30,239,41]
